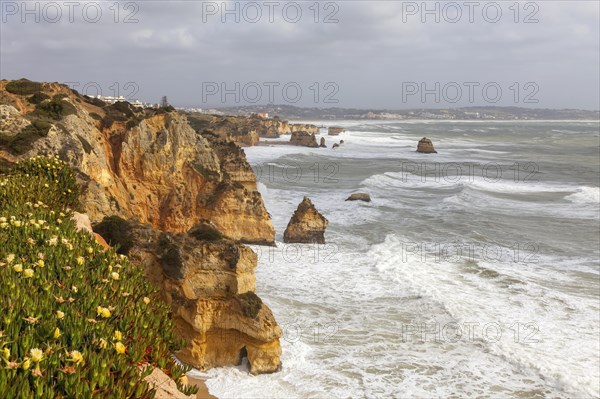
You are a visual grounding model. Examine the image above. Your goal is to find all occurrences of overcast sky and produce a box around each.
[1,1,599,109]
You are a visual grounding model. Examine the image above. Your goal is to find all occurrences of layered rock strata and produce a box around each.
[416,137,437,153]
[290,131,319,148]
[0,79,281,374]
[283,196,328,244]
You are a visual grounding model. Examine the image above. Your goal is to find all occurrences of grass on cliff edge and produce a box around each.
[0,156,198,398]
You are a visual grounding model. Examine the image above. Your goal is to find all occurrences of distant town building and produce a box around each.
[160,96,169,108]
[94,95,157,109]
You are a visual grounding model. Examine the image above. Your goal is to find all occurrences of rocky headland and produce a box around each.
[289,131,319,148]
[187,113,318,146]
[0,79,282,380]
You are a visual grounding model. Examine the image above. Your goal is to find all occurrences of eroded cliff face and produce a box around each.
[0,81,274,244]
[187,113,319,144]
[290,131,319,148]
[0,80,281,374]
[106,220,282,375]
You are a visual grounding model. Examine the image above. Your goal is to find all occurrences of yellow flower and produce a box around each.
[22,358,31,370]
[87,247,94,254]
[98,338,108,349]
[56,310,65,320]
[23,268,34,278]
[76,257,84,265]
[30,348,43,363]
[71,286,78,293]
[6,254,15,264]
[2,347,9,359]
[111,272,120,281]
[13,264,23,273]
[114,342,126,355]
[143,297,150,305]
[97,307,111,318]
[36,259,45,268]
[69,351,84,365]
[53,327,61,339]
[113,330,122,341]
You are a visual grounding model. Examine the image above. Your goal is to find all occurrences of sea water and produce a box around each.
[196,120,600,399]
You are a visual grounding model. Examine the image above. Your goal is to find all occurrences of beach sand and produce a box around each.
[188,376,217,399]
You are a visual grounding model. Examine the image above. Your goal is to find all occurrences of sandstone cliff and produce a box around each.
[0,80,275,244]
[187,113,319,144]
[417,137,437,153]
[290,131,319,148]
[0,79,281,374]
[94,218,282,375]
[328,127,345,135]
[283,196,328,244]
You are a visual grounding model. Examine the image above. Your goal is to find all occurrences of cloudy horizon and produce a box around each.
[1,0,599,110]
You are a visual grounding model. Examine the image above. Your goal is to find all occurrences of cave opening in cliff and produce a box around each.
[239,346,248,365]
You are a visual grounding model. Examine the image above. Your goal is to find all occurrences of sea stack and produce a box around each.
[283,196,329,244]
[416,137,437,153]
[328,127,345,135]
[346,193,371,202]
[290,131,319,147]
[319,137,327,148]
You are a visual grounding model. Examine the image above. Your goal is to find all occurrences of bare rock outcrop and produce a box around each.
[319,137,327,148]
[346,193,371,202]
[94,218,282,375]
[187,113,318,143]
[283,196,328,244]
[1,80,282,375]
[290,131,319,148]
[416,137,437,153]
[0,81,275,245]
[328,127,345,135]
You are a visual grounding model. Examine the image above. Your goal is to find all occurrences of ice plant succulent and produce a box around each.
[0,156,197,398]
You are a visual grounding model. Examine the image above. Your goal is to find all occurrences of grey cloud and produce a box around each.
[1,0,598,109]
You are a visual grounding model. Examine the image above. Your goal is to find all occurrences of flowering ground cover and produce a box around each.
[0,156,197,398]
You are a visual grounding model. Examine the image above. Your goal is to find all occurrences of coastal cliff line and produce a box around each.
[0,79,282,376]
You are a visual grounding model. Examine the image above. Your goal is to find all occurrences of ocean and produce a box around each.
[195,120,600,398]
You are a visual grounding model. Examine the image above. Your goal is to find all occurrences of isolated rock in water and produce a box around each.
[346,193,371,202]
[328,127,345,136]
[339,140,345,144]
[290,131,319,147]
[283,196,328,244]
[416,137,437,153]
[332,143,340,149]
[319,137,327,148]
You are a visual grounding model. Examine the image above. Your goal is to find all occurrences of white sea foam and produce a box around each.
[565,186,600,204]
[203,121,599,399]
[368,234,600,398]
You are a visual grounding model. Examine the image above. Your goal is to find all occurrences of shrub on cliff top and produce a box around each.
[5,79,43,96]
[93,216,135,255]
[27,93,50,105]
[237,292,262,319]
[188,221,224,242]
[0,120,53,155]
[0,156,198,398]
[33,97,77,120]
